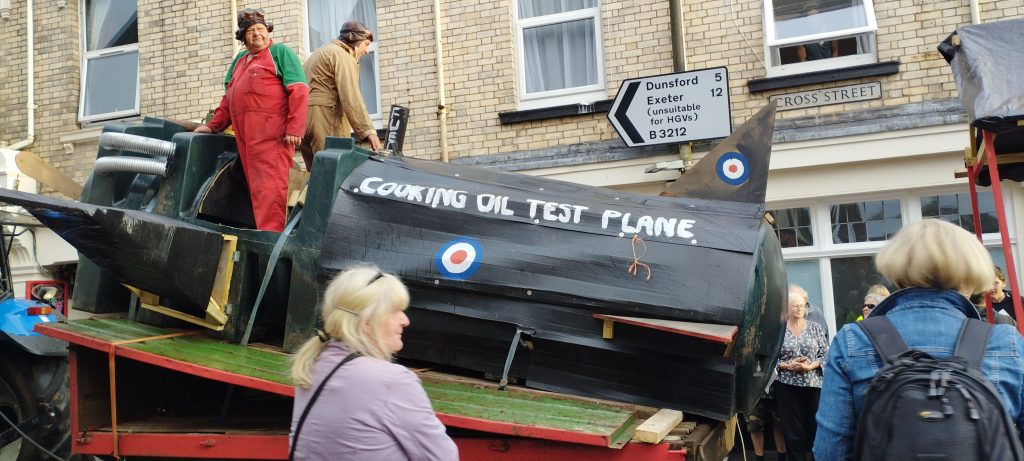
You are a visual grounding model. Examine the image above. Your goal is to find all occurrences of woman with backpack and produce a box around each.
[813,219,1024,460]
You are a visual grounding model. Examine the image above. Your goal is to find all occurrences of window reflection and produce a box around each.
[830,256,889,331]
[81,0,139,121]
[921,191,999,234]
[85,0,138,51]
[830,199,901,244]
[772,0,869,40]
[82,51,138,118]
[358,52,378,115]
[769,207,814,248]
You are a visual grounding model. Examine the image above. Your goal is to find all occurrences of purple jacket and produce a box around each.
[290,342,458,460]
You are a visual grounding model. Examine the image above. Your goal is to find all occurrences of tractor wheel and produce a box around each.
[0,345,69,461]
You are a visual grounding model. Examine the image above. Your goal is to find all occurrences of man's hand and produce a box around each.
[194,125,213,133]
[367,134,382,151]
[283,135,301,146]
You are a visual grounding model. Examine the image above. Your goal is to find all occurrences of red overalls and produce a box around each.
[208,43,308,232]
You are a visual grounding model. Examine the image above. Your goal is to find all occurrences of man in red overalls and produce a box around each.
[196,8,308,232]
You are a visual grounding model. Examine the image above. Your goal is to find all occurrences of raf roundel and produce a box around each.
[435,237,484,280]
[716,151,750,186]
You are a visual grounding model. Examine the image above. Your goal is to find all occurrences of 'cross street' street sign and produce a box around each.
[607,67,732,147]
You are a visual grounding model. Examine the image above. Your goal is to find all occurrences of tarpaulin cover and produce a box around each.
[939,18,1024,128]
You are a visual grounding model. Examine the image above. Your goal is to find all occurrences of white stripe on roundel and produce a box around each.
[722,158,745,180]
[441,242,477,273]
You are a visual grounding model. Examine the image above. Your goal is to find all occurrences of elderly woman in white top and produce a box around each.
[775,290,829,461]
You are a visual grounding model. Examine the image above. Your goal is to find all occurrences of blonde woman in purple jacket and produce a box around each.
[289,266,458,461]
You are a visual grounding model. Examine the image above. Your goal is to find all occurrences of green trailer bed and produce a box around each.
[39,318,640,449]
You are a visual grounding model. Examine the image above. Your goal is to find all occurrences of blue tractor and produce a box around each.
[0,225,70,461]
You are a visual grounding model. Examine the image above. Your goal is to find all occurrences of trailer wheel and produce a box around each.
[0,346,69,461]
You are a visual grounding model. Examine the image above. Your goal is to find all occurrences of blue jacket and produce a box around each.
[813,287,1024,460]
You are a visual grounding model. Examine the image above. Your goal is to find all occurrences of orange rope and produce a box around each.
[106,330,200,458]
[627,235,652,280]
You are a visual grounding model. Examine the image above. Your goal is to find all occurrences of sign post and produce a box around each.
[607,67,731,147]
[383,105,409,156]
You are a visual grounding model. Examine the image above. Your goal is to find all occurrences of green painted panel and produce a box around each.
[425,381,635,435]
[55,319,292,384]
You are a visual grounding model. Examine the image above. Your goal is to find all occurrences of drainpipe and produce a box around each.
[433,0,450,162]
[231,0,240,56]
[969,0,981,25]
[8,0,35,151]
[669,0,686,73]
[669,0,691,167]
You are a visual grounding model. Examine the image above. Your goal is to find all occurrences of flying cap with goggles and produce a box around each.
[235,7,274,41]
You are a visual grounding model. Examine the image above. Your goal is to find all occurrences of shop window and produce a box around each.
[830,255,888,331]
[921,191,1000,235]
[830,199,901,244]
[769,207,814,248]
[785,260,824,308]
[762,0,877,77]
[515,0,605,109]
[79,0,139,122]
[307,0,380,117]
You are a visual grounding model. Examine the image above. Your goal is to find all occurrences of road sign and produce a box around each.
[607,67,732,147]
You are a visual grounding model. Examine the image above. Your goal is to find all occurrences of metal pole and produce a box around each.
[668,0,692,168]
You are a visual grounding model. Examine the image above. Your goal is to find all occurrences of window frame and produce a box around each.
[761,0,879,78]
[77,0,140,123]
[513,0,606,110]
[770,186,1016,337]
[302,0,383,123]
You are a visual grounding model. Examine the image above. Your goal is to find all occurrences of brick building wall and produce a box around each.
[686,0,1016,122]
[0,0,1020,187]
[0,1,83,188]
[0,1,310,188]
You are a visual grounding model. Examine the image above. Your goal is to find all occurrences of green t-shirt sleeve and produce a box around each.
[270,43,308,87]
[223,51,246,88]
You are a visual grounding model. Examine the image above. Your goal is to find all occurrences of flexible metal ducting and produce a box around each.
[93,157,167,177]
[99,132,176,158]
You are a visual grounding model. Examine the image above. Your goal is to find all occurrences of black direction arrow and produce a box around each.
[613,81,644,145]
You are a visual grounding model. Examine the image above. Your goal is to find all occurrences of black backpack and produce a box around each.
[854,316,1024,461]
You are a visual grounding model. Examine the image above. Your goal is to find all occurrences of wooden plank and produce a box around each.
[994,152,1024,164]
[602,318,614,339]
[423,378,639,448]
[634,409,683,444]
[124,285,228,331]
[287,169,309,207]
[211,235,238,307]
[592,314,737,344]
[14,150,84,200]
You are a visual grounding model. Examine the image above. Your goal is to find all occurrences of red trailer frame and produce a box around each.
[963,126,1024,334]
[39,320,725,460]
